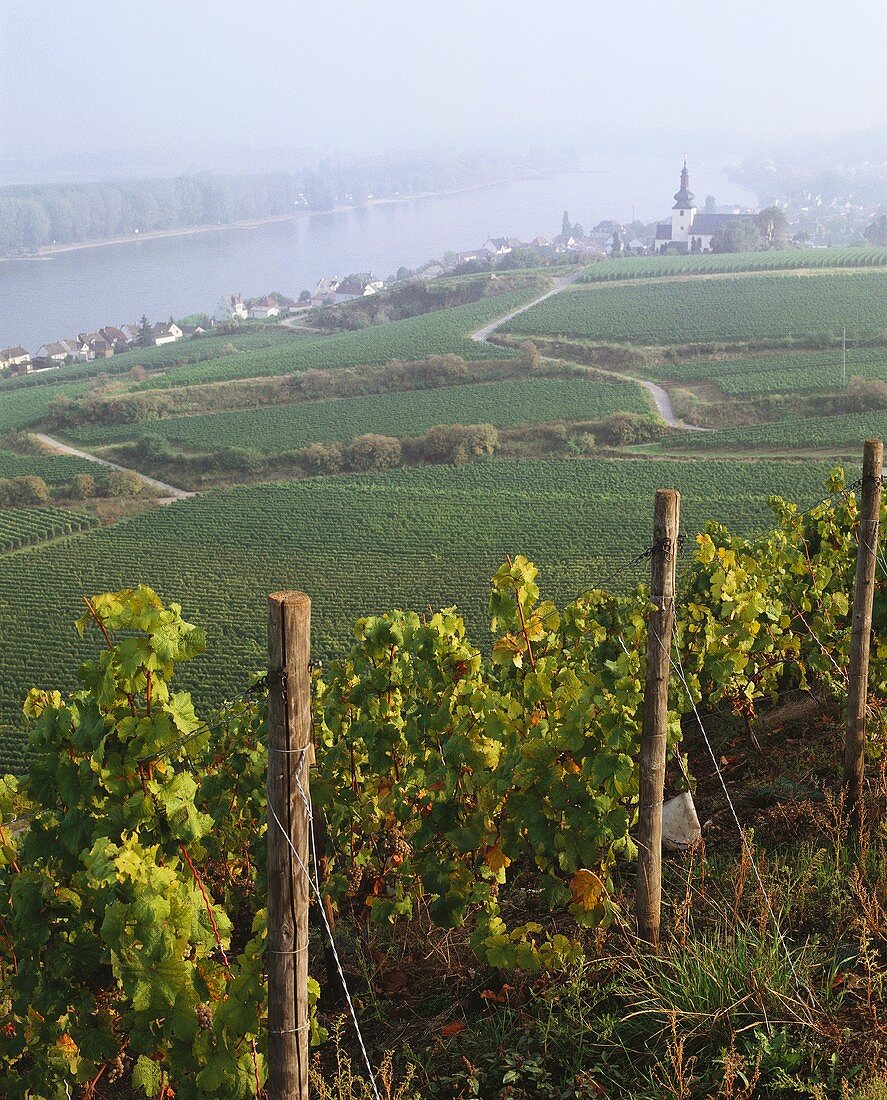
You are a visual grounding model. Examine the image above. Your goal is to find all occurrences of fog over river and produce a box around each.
[0,155,758,352]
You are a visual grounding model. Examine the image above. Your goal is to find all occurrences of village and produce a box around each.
[3,158,881,381]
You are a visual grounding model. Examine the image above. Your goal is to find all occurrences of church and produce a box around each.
[654,160,758,253]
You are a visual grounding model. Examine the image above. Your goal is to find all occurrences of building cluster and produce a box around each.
[0,319,206,376]
[308,276,387,308]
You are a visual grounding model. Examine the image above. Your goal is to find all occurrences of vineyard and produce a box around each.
[672,409,887,452]
[578,246,887,282]
[0,331,299,392]
[637,346,887,395]
[67,377,652,452]
[502,271,887,346]
[0,447,98,482]
[0,506,98,552]
[130,289,543,390]
[1,466,886,1097]
[0,380,90,434]
[0,456,842,773]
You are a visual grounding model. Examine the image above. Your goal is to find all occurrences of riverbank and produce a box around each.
[1,174,547,262]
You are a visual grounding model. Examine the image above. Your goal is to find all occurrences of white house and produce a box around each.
[0,346,31,370]
[654,159,759,253]
[36,342,70,364]
[311,277,340,307]
[335,277,384,302]
[248,296,281,320]
[61,338,93,362]
[151,322,183,346]
[481,236,512,257]
[225,295,249,321]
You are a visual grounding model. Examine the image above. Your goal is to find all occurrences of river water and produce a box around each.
[0,155,757,351]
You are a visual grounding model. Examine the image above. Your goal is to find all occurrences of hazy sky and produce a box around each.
[2,0,885,174]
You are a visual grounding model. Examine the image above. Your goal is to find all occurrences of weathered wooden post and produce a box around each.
[267,591,312,1100]
[636,489,680,948]
[844,440,883,825]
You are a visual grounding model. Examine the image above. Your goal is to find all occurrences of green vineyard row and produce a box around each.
[670,409,887,452]
[502,271,887,346]
[130,289,543,390]
[0,506,98,553]
[638,346,886,393]
[578,246,887,283]
[0,448,100,483]
[68,377,652,451]
[0,455,843,772]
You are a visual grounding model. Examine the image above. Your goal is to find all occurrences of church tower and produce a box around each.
[671,157,696,246]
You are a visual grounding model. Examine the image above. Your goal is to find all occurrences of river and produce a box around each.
[0,154,758,352]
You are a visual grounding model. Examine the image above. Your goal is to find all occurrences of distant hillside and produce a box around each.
[730,124,887,205]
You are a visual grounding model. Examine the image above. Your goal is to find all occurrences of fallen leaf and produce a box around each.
[440,1020,466,1038]
[479,984,513,1004]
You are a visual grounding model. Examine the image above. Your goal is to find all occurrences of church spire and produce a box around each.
[673,156,695,210]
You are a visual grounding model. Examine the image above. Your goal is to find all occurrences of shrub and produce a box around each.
[70,473,96,500]
[845,376,887,413]
[302,442,344,475]
[9,475,51,505]
[105,470,144,497]
[346,434,402,472]
[419,423,500,465]
[599,413,664,446]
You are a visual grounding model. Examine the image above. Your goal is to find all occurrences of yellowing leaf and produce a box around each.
[570,868,605,911]
[483,844,511,874]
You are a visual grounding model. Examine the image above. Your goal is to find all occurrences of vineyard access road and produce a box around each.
[32,433,195,501]
[471,274,711,431]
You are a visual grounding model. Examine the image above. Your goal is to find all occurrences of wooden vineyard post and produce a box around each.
[844,439,883,825]
[267,591,312,1100]
[636,488,680,948]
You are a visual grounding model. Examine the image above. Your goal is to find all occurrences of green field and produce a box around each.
[0,448,99,482]
[0,381,91,434]
[503,271,887,346]
[0,507,98,553]
[131,289,542,389]
[670,409,887,453]
[629,347,886,395]
[0,332,300,393]
[0,457,845,772]
[579,247,887,283]
[67,377,652,451]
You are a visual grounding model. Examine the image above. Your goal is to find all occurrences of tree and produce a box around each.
[710,218,764,253]
[137,314,153,347]
[518,341,541,370]
[611,230,623,255]
[864,215,887,247]
[571,223,584,240]
[298,289,311,303]
[562,210,571,239]
[704,195,717,215]
[756,205,788,247]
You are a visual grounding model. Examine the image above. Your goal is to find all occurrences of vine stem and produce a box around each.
[179,843,230,974]
[82,597,113,650]
[178,844,264,1095]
